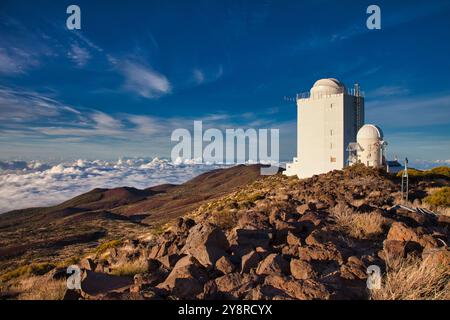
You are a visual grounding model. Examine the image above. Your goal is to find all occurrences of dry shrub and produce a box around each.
[423,187,450,210]
[331,203,389,239]
[371,255,450,300]
[211,209,237,230]
[0,262,55,282]
[95,239,123,256]
[110,258,147,277]
[13,276,66,300]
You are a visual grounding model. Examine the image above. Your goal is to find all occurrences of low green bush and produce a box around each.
[424,187,450,207]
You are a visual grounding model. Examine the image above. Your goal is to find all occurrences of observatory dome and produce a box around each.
[310,78,345,95]
[357,124,383,142]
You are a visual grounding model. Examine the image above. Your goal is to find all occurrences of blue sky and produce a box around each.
[0,0,450,163]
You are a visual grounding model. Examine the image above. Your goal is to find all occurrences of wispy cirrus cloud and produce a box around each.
[0,48,41,75]
[366,93,450,127]
[67,43,91,67]
[0,86,80,122]
[0,16,57,75]
[193,68,205,84]
[192,65,224,85]
[127,115,165,135]
[117,60,171,99]
[369,85,410,98]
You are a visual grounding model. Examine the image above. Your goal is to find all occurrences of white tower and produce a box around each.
[284,78,364,178]
[355,124,386,168]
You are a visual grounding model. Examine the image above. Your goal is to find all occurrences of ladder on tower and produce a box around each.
[354,83,363,131]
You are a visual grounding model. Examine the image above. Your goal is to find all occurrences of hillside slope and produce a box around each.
[0,164,265,277]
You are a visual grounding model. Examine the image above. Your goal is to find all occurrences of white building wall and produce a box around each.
[284,79,365,179]
[286,92,364,178]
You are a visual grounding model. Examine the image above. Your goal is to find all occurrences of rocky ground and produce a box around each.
[30,164,448,301]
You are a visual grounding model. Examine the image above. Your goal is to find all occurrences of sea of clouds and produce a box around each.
[0,158,231,214]
[0,157,447,214]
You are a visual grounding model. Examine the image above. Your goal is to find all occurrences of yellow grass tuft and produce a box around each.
[12,276,67,300]
[110,258,147,277]
[0,262,55,282]
[371,255,450,300]
[331,203,389,239]
[95,239,123,256]
[423,187,450,208]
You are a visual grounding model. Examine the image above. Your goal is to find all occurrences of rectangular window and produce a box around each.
[330,157,336,163]
[330,143,333,149]
[330,129,333,136]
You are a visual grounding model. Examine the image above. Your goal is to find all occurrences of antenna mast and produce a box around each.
[401,157,409,203]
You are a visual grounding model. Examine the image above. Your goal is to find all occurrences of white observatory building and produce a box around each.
[348,124,387,168]
[284,78,387,178]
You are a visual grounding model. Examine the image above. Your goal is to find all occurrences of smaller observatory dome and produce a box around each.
[357,124,383,142]
[310,78,345,95]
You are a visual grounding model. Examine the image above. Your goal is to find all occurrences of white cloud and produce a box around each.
[369,85,410,98]
[119,61,171,98]
[0,86,78,121]
[72,31,104,53]
[0,17,57,75]
[0,158,229,213]
[366,93,450,127]
[128,115,164,135]
[193,69,205,84]
[192,66,224,86]
[0,47,40,75]
[91,112,122,130]
[67,43,91,67]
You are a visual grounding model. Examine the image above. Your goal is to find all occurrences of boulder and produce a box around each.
[290,259,316,280]
[264,275,330,300]
[386,222,437,249]
[339,257,367,280]
[237,211,270,230]
[215,255,235,274]
[213,272,261,299]
[148,242,169,259]
[296,204,310,215]
[244,285,293,300]
[382,240,407,261]
[181,222,229,267]
[80,258,97,271]
[134,266,169,287]
[381,240,421,262]
[256,253,290,276]
[299,212,322,226]
[386,222,420,242]
[157,254,182,269]
[282,244,299,257]
[81,270,133,297]
[422,247,450,267]
[156,255,208,299]
[234,229,271,248]
[286,231,302,247]
[241,250,263,274]
[298,244,344,265]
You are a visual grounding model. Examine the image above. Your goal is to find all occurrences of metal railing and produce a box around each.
[296,88,365,100]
